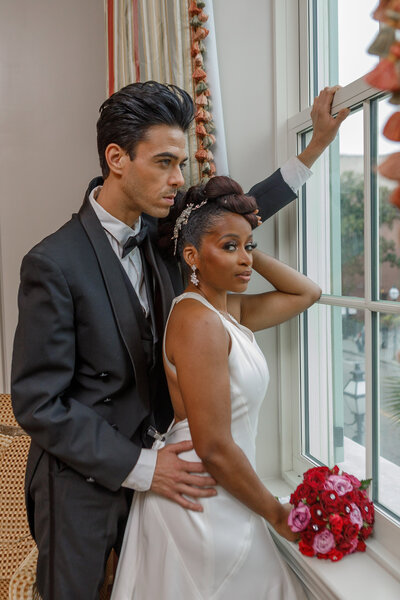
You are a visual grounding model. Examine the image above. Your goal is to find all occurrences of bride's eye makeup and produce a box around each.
[223,241,238,252]
[222,240,257,252]
[245,241,257,251]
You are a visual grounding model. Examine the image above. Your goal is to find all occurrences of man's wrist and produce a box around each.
[297,138,327,169]
[121,448,157,491]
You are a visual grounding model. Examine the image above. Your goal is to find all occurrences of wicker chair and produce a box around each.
[0,394,114,600]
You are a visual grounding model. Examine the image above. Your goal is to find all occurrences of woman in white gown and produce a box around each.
[111,176,321,599]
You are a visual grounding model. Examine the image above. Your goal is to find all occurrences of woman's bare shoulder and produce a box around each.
[167,297,227,346]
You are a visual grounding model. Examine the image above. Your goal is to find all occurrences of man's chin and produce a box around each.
[153,205,173,218]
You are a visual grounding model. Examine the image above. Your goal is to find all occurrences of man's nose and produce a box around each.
[169,166,185,188]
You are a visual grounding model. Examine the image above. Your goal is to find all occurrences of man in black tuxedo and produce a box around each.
[11,82,347,599]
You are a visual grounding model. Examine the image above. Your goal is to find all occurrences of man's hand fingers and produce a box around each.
[176,484,217,499]
[166,440,194,454]
[172,495,203,512]
[181,473,217,488]
[177,460,205,473]
[336,107,350,125]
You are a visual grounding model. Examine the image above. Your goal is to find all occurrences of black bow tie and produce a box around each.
[121,224,148,258]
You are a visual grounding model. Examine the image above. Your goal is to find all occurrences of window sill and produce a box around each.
[264,478,400,600]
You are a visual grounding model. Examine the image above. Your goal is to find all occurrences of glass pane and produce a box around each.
[300,108,365,298]
[337,107,365,297]
[378,312,400,517]
[336,0,379,87]
[310,0,379,94]
[376,96,400,302]
[303,303,366,481]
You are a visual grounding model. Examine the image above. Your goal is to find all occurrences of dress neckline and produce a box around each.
[175,291,255,343]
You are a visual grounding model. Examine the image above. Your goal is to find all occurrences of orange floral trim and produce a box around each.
[188,0,217,181]
[366,1,400,207]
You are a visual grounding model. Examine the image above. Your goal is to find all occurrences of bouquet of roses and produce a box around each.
[288,465,374,562]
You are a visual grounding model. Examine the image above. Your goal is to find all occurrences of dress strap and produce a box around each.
[173,291,222,314]
[162,292,225,374]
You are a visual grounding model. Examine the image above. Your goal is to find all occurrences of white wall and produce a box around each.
[213,0,282,480]
[0,0,282,479]
[0,0,107,390]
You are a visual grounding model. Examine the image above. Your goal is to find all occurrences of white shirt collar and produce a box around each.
[88,185,142,246]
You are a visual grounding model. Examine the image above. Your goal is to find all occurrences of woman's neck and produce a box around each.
[186,284,228,313]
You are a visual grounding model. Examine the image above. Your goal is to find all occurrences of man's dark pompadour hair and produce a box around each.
[97,81,195,178]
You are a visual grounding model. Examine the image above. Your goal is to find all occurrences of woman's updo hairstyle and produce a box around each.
[158,175,259,261]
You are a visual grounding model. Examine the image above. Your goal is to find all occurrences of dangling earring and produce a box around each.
[190,264,199,287]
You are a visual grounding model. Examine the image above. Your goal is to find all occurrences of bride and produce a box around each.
[111,176,321,599]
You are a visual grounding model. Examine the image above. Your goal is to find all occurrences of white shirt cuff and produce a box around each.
[280,156,313,192]
[121,448,157,491]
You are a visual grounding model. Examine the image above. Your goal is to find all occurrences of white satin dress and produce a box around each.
[111,292,305,600]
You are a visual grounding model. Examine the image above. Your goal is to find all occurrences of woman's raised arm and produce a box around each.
[227,249,321,332]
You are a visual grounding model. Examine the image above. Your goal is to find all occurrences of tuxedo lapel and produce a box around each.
[141,230,176,330]
[78,197,151,411]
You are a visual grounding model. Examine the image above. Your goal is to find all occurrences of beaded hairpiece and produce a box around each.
[172,199,208,255]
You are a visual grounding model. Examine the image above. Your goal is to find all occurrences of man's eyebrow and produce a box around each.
[153,152,188,162]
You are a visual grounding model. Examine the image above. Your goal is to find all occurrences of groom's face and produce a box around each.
[120,124,188,220]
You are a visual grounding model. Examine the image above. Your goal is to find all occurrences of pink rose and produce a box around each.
[324,475,353,496]
[342,472,361,488]
[349,503,363,528]
[312,529,336,555]
[288,503,311,532]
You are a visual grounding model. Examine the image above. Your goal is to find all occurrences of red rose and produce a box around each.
[310,504,327,525]
[361,500,375,525]
[332,465,340,475]
[306,470,328,490]
[329,513,344,537]
[343,521,359,542]
[299,540,315,557]
[344,489,358,503]
[291,483,308,504]
[360,525,373,540]
[316,552,330,560]
[304,467,330,490]
[341,499,353,517]
[320,490,341,512]
[357,540,366,552]
[304,466,330,478]
[302,526,317,546]
[337,538,358,554]
[342,471,361,488]
[327,548,343,562]
[304,485,319,504]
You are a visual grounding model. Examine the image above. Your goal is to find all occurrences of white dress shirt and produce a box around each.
[88,156,312,492]
[89,187,157,491]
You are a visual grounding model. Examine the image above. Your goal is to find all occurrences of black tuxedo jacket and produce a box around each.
[11,170,296,512]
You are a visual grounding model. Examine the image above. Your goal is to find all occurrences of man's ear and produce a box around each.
[182,244,198,269]
[104,143,128,176]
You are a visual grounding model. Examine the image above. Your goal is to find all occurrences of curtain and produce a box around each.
[106,0,197,184]
[105,0,228,185]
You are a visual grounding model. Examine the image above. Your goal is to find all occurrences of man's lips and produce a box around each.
[162,194,176,205]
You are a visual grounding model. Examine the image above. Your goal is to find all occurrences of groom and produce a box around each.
[11,81,347,599]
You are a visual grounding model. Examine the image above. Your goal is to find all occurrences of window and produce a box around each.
[275,0,400,561]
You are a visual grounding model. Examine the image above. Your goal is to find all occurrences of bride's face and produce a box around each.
[194,212,256,293]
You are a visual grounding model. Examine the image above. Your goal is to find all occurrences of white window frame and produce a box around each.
[272,0,400,580]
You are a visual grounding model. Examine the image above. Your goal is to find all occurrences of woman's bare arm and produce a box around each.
[168,300,297,541]
[227,249,321,332]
